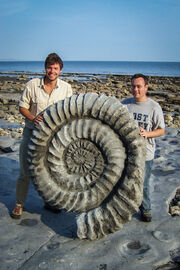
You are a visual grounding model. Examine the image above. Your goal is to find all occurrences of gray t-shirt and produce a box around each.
[121,97,165,160]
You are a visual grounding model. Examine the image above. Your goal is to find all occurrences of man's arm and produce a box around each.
[19,107,43,126]
[139,127,165,139]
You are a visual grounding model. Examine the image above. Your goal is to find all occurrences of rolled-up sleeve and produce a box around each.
[19,85,32,109]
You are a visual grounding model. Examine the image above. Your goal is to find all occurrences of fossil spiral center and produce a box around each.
[64,139,104,176]
[72,150,94,165]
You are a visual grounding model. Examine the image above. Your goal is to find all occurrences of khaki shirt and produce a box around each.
[19,77,72,129]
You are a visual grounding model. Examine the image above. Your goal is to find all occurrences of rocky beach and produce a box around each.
[0,72,180,270]
[0,72,180,138]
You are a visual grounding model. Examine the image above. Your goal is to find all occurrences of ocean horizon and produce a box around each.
[0,60,180,77]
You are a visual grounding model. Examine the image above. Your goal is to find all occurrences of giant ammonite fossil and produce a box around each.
[27,93,146,240]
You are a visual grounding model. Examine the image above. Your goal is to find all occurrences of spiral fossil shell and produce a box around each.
[28,93,146,240]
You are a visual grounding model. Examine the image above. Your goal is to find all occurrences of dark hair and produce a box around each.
[45,53,63,70]
[131,73,148,85]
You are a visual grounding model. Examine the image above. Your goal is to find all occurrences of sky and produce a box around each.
[0,0,180,61]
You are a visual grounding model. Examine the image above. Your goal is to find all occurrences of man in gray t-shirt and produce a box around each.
[122,73,165,222]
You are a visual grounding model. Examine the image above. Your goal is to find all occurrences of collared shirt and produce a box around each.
[19,77,72,129]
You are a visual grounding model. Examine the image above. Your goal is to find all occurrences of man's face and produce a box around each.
[45,63,61,82]
[131,77,148,101]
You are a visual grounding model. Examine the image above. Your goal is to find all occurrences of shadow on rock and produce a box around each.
[40,209,78,239]
[23,200,78,239]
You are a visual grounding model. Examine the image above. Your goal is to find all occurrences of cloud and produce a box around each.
[0,0,28,16]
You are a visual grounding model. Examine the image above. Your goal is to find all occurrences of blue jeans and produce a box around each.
[141,159,153,212]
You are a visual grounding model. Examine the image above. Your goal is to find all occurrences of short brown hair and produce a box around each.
[131,73,148,85]
[45,53,63,70]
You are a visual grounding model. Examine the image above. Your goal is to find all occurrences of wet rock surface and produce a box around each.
[0,127,179,270]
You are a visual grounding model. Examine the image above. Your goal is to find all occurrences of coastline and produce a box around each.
[0,72,179,138]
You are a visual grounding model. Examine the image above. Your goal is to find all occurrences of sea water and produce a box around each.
[0,61,180,77]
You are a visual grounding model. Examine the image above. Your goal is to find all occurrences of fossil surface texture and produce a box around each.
[27,93,145,240]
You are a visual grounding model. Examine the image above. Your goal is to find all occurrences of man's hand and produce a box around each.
[139,126,148,139]
[33,112,44,126]
[19,107,45,126]
[139,126,165,139]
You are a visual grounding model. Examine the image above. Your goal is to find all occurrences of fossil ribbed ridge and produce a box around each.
[27,93,146,240]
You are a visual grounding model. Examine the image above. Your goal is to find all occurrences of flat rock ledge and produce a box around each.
[0,127,179,270]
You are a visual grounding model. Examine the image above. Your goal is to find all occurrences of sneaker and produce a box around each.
[141,210,152,222]
[44,203,61,213]
[11,204,23,219]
